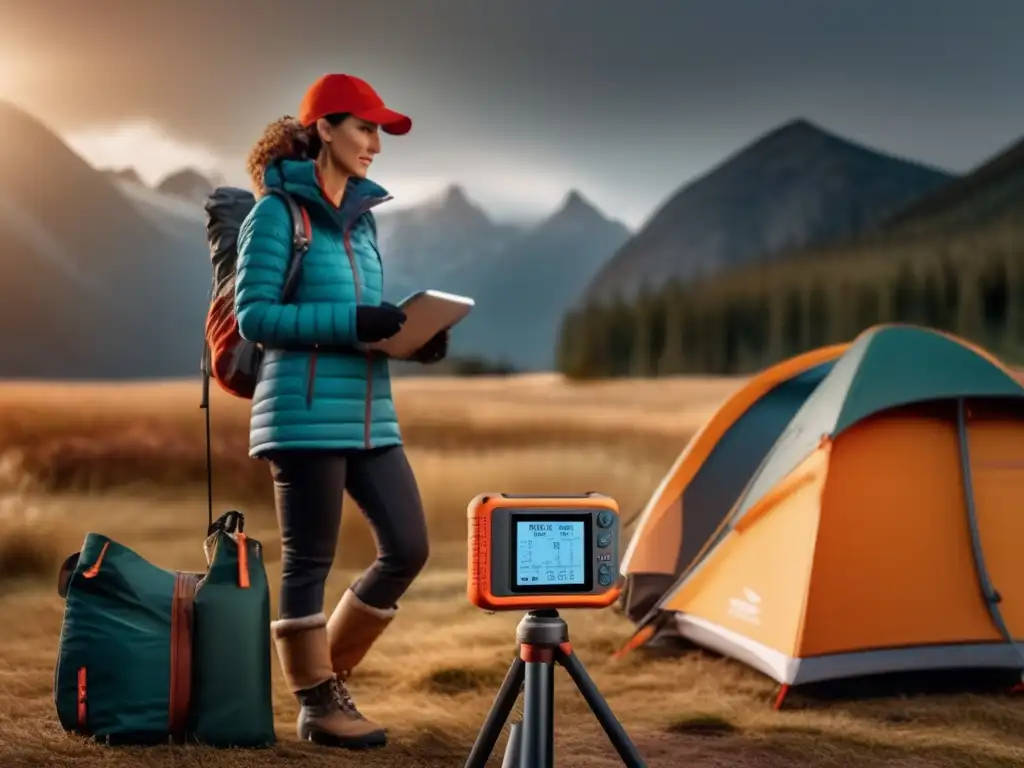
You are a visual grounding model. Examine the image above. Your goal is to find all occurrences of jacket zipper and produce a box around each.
[303,214,358,411]
[306,347,318,407]
[341,227,373,449]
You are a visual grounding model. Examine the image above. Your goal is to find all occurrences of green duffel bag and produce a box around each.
[53,510,275,748]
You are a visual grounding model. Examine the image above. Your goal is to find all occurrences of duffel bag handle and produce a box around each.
[57,552,81,599]
[208,510,245,537]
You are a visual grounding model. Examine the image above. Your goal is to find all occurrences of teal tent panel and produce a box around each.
[835,325,1024,432]
[675,361,834,575]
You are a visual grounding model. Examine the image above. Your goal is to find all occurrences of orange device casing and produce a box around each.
[467,492,622,611]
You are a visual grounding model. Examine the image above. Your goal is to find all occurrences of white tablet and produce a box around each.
[365,289,475,359]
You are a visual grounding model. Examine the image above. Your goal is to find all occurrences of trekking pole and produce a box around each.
[199,342,213,531]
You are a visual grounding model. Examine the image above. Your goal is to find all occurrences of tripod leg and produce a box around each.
[556,646,647,768]
[519,648,555,768]
[500,722,522,768]
[464,656,526,768]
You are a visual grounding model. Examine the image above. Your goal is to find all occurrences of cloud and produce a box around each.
[58,119,585,221]
[5,0,1023,230]
[370,157,594,224]
[62,121,227,187]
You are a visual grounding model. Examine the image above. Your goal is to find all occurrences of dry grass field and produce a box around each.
[2,373,1024,767]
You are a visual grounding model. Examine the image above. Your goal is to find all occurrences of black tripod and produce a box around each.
[464,609,647,768]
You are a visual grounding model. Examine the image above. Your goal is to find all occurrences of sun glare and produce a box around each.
[0,39,43,103]
[0,51,22,100]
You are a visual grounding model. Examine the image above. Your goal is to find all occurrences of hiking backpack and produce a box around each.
[202,185,312,400]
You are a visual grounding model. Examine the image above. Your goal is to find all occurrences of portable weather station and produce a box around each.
[463,493,647,768]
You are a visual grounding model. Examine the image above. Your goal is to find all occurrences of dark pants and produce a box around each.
[267,445,430,619]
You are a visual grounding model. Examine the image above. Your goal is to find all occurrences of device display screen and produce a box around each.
[510,512,592,592]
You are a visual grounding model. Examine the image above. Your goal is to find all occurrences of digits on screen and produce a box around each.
[515,521,585,586]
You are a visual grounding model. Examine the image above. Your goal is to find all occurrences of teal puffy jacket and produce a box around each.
[234,159,400,457]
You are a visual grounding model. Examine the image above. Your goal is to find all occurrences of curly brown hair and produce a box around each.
[245,116,315,195]
[245,113,349,195]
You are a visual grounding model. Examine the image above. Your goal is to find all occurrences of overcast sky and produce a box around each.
[1,0,1022,227]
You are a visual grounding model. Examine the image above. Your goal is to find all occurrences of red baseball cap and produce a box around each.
[299,74,412,135]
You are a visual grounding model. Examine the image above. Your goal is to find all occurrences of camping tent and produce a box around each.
[618,324,1024,692]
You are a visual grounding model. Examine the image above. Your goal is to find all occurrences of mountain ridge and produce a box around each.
[882,132,1024,235]
[581,117,958,304]
[449,188,631,369]
[155,168,217,205]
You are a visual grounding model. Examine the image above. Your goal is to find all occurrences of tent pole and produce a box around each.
[955,398,1024,679]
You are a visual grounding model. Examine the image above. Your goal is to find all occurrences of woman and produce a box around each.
[234,73,446,749]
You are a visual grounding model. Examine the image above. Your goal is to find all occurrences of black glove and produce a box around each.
[355,302,406,343]
[412,329,449,364]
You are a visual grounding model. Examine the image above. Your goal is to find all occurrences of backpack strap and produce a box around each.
[265,186,312,303]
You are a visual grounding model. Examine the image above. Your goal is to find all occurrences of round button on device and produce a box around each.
[598,572,613,587]
[597,511,614,528]
[597,532,612,548]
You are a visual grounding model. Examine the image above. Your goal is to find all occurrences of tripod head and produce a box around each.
[466,493,622,612]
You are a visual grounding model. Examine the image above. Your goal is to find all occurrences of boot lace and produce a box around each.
[329,676,365,719]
